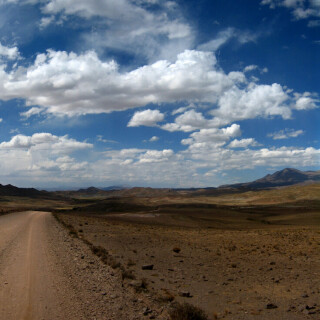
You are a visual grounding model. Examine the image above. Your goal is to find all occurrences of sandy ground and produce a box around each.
[59,211,320,320]
[0,211,168,320]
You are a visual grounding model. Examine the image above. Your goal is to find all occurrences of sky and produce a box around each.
[0,0,319,189]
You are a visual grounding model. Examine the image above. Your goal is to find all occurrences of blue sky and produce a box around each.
[0,0,318,189]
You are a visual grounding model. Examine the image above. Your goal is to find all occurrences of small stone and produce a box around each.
[178,291,192,298]
[266,303,278,309]
[306,305,316,310]
[143,307,152,316]
[142,264,154,270]
[129,280,143,289]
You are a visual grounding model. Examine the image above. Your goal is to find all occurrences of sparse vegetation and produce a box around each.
[51,183,320,320]
[121,269,136,280]
[169,303,208,320]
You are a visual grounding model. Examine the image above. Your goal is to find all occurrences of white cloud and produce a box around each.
[20,107,44,118]
[0,132,92,151]
[128,109,165,127]
[0,50,223,115]
[181,124,241,148]
[184,141,320,172]
[149,136,159,142]
[0,132,93,186]
[138,149,174,163]
[25,0,193,62]
[212,83,292,123]
[96,135,117,143]
[171,104,194,115]
[267,128,304,139]
[197,28,235,51]
[197,28,262,52]
[243,65,268,74]
[243,65,258,73]
[0,48,316,126]
[162,110,212,132]
[261,0,320,20]
[39,15,55,29]
[228,138,260,148]
[0,42,19,60]
[0,131,318,188]
[294,93,318,110]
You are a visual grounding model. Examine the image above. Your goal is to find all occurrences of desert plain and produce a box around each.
[0,182,319,319]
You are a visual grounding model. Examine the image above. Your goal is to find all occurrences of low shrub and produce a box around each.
[170,303,208,320]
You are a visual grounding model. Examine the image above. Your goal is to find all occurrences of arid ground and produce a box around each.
[0,184,319,319]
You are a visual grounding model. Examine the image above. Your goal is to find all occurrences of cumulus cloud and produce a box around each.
[228,138,260,148]
[294,93,318,110]
[162,110,213,132]
[89,143,320,187]
[138,149,174,163]
[0,131,318,188]
[184,141,320,172]
[212,83,292,123]
[267,128,304,139]
[128,109,165,127]
[0,42,19,60]
[181,124,241,148]
[0,50,225,115]
[0,132,92,151]
[0,48,315,126]
[0,132,92,186]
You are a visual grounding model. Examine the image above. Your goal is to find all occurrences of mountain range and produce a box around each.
[0,168,319,198]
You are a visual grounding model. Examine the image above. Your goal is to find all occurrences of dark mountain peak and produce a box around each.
[219,168,320,190]
[258,168,307,183]
[0,183,48,197]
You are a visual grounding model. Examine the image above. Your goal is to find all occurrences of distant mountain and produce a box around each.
[101,185,128,191]
[0,184,49,198]
[77,186,102,194]
[219,168,320,190]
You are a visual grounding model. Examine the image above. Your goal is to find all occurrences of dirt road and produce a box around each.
[0,211,166,320]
